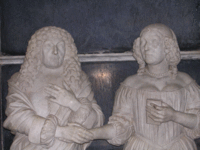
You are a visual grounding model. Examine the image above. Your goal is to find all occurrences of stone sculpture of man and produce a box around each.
[3,26,104,150]
[89,23,200,150]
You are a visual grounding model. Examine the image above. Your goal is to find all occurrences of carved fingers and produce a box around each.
[60,125,93,144]
[45,84,77,108]
[146,102,176,123]
[73,127,93,144]
[45,84,60,98]
[63,81,72,91]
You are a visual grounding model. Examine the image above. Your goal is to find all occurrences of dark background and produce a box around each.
[2,0,200,55]
[1,0,200,150]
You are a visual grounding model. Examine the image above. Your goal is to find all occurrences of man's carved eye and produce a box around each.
[47,43,52,47]
[152,39,157,44]
[44,41,53,48]
[57,41,65,49]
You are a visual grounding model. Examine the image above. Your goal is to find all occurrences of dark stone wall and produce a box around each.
[2,0,200,55]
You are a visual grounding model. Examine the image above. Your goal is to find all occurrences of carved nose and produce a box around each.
[53,46,58,55]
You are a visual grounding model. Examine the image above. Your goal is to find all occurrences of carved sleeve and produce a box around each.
[67,71,104,129]
[184,81,200,139]
[3,85,56,146]
[40,115,58,148]
[68,97,93,125]
[68,94,104,129]
[107,85,135,146]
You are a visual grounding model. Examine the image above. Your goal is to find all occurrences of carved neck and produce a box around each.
[39,64,64,76]
[146,59,169,77]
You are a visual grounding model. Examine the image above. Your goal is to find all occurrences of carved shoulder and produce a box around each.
[176,71,193,86]
[8,72,20,83]
[122,74,145,89]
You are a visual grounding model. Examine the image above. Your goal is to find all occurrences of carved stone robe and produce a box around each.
[108,75,200,150]
[4,71,104,150]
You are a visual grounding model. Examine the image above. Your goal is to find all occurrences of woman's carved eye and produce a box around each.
[151,39,159,47]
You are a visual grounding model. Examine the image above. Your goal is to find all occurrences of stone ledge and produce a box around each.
[0,50,200,65]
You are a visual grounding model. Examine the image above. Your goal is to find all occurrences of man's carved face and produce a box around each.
[42,38,65,69]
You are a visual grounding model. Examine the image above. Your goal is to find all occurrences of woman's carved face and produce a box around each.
[42,38,65,69]
[141,30,166,65]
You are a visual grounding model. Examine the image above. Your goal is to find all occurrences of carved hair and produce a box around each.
[133,24,181,79]
[12,26,82,92]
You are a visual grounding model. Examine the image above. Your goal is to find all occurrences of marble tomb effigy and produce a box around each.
[89,23,200,150]
[3,26,104,150]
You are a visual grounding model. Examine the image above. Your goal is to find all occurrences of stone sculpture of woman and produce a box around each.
[90,24,200,150]
[3,26,104,150]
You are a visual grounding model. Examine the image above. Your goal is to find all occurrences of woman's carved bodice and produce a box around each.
[107,72,200,150]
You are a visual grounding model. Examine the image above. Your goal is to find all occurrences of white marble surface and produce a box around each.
[3,26,104,150]
[89,23,200,150]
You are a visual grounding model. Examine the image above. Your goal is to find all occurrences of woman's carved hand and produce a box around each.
[146,102,176,123]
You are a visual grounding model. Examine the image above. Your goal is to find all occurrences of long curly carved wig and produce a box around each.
[12,26,83,92]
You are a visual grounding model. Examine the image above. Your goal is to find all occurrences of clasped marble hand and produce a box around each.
[55,123,94,144]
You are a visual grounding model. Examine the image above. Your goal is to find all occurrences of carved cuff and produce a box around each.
[107,116,134,146]
[185,110,200,139]
[193,111,200,135]
[195,111,200,128]
[68,98,82,111]
[40,115,58,148]
[28,116,46,144]
[68,97,92,124]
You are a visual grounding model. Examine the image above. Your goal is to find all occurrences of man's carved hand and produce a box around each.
[55,123,93,144]
[45,84,81,111]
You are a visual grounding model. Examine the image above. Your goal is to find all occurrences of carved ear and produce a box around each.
[27,40,43,54]
[164,37,174,49]
[164,37,180,66]
[132,37,145,65]
[133,37,146,75]
[140,37,146,60]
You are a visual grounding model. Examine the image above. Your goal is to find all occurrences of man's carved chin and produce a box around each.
[43,60,63,69]
[42,56,64,69]
[44,64,62,69]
